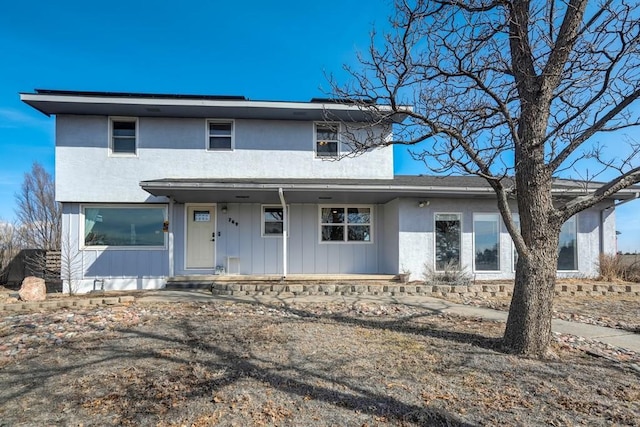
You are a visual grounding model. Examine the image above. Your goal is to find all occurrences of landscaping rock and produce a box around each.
[18,277,46,302]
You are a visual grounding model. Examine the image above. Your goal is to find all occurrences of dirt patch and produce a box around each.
[1,301,639,426]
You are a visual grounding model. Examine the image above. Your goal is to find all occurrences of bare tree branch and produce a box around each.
[14,162,61,250]
[332,0,640,357]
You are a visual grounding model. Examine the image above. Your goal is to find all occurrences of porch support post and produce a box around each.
[168,197,175,278]
[278,188,287,279]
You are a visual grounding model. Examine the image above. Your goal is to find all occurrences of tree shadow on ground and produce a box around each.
[0,308,483,426]
[237,296,504,352]
[132,322,478,426]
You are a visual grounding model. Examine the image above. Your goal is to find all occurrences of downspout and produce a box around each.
[278,188,287,279]
[168,197,175,278]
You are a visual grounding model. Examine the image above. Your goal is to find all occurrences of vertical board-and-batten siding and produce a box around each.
[172,203,380,276]
[208,203,381,275]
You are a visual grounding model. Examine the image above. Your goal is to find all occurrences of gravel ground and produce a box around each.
[1,300,639,426]
[439,293,640,333]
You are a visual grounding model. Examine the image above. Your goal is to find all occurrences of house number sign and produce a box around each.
[194,210,210,222]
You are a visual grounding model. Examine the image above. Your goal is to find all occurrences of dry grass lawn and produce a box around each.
[1,299,639,426]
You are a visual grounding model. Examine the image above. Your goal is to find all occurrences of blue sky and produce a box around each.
[0,0,638,252]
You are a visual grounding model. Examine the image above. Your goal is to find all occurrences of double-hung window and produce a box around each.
[435,213,461,270]
[207,120,233,150]
[110,118,137,155]
[262,206,285,237]
[320,206,371,242]
[315,122,339,157]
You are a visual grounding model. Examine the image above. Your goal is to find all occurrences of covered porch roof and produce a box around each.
[140,175,640,205]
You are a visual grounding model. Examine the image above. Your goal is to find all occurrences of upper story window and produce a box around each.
[207,120,234,150]
[315,122,339,158]
[110,118,137,155]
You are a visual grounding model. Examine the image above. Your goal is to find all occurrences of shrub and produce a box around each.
[598,253,624,282]
[422,261,472,286]
[622,255,640,283]
[598,253,640,283]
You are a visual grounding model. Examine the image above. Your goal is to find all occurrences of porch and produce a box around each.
[166,274,399,295]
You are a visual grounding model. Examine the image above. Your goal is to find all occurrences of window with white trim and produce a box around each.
[474,213,500,271]
[511,213,578,271]
[262,206,284,236]
[320,206,371,242]
[435,213,461,270]
[110,118,137,154]
[83,205,166,248]
[207,120,233,150]
[558,215,577,270]
[315,122,339,157]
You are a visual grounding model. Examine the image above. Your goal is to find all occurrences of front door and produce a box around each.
[186,204,216,269]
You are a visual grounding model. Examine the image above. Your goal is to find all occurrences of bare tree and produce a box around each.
[15,162,61,251]
[60,226,82,295]
[0,221,23,284]
[333,0,640,356]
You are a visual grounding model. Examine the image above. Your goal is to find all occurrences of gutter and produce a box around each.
[614,191,640,207]
[278,188,287,280]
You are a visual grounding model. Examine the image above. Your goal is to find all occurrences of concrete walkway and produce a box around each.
[136,289,640,353]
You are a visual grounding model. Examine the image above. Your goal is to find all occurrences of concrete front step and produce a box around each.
[165,281,214,290]
[167,274,397,283]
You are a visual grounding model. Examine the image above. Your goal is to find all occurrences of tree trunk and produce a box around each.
[503,174,561,356]
[503,73,562,356]
[503,234,559,356]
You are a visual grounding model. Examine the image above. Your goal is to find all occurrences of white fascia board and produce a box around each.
[20,93,410,114]
[140,181,495,194]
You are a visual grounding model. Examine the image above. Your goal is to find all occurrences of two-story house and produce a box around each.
[21,89,637,293]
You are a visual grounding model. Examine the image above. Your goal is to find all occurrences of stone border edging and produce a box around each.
[210,282,640,298]
[0,296,135,313]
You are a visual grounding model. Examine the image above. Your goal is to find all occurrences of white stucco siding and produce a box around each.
[55,115,394,202]
[566,202,614,278]
[601,206,617,255]
[381,199,400,274]
[395,198,610,281]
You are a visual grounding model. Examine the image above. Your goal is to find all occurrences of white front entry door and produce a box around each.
[186,204,216,269]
